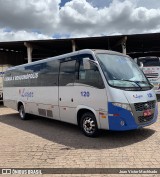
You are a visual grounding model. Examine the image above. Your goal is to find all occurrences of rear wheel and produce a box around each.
[80,112,99,137]
[19,104,28,120]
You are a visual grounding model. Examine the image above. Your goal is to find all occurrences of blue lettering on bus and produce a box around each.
[19,89,34,100]
[81,91,90,97]
[133,94,143,99]
[147,93,153,98]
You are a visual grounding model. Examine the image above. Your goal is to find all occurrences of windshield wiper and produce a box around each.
[121,80,142,90]
[140,80,154,88]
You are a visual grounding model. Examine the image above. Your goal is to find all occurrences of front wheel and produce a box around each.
[80,112,99,137]
[19,104,28,120]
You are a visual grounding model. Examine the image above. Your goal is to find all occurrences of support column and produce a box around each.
[121,36,127,55]
[72,40,76,52]
[24,42,33,63]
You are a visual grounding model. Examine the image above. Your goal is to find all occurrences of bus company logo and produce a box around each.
[144,103,150,110]
[2,169,11,174]
[133,94,143,99]
[19,88,34,100]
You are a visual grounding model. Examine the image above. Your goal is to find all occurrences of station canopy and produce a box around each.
[0,32,160,65]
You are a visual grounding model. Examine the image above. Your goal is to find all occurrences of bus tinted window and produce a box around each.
[75,55,104,89]
[30,60,59,86]
[59,59,76,86]
[4,60,59,87]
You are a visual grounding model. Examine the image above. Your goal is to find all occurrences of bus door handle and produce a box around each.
[71,98,73,102]
[59,98,61,101]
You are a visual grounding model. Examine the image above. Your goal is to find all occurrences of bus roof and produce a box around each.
[7,49,127,71]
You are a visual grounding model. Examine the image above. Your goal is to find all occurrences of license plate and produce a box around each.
[143,110,152,117]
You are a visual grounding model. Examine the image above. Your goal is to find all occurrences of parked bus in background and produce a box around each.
[3,49,158,137]
[135,56,160,94]
[0,64,12,100]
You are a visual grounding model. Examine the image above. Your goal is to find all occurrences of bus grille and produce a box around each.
[145,73,158,78]
[134,101,155,111]
[138,114,154,123]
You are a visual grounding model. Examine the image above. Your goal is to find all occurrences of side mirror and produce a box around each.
[83,58,98,70]
[134,58,137,63]
[140,62,143,68]
[83,58,91,70]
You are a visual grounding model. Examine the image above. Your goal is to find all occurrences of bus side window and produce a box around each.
[76,55,105,89]
[59,59,76,86]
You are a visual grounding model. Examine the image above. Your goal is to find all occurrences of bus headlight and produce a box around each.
[112,102,132,111]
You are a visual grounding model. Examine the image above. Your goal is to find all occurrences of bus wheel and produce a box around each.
[19,104,27,120]
[80,112,98,137]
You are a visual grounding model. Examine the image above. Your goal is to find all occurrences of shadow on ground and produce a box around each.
[0,111,156,150]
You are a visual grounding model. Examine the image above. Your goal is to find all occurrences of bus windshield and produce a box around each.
[96,53,151,90]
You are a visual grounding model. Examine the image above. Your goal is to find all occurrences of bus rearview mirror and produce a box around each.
[83,58,91,70]
[134,58,137,63]
[83,58,98,70]
[140,62,143,68]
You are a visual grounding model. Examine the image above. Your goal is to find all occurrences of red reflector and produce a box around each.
[113,114,120,117]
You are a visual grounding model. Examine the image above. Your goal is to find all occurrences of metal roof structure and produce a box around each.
[0,32,160,65]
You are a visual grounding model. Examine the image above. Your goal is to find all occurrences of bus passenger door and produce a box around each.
[58,58,77,124]
[74,55,108,130]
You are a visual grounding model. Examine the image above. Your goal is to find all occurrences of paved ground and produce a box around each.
[0,103,160,177]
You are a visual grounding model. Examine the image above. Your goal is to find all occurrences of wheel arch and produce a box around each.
[17,101,24,111]
[76,106,100,129]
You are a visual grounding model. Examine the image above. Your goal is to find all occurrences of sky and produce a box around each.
[0,0,160,41]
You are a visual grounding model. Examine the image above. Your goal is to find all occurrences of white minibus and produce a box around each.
[3,49,158,137]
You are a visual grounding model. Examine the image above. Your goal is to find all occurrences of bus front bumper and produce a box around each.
[108,102,158,131]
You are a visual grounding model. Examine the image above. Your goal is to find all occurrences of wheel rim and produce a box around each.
[19,106,25,118]
[83,117,96,134]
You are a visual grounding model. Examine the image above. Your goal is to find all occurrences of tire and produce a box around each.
[19,104,28,120]
[80,112,99,137]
